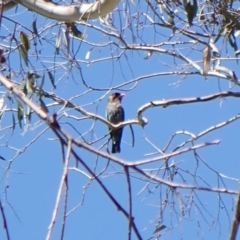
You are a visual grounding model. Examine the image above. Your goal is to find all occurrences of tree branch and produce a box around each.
[3,0,120,21]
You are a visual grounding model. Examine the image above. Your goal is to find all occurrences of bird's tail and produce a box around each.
[112,143,120,154]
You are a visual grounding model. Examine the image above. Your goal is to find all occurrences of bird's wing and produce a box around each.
[121,105,124,121]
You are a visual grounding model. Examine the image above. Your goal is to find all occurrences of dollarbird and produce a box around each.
[106,92,125,154]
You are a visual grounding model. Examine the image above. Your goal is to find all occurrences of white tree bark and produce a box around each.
[2,0,121,21]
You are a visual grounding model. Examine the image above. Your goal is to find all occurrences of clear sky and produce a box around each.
[0,1,240,240]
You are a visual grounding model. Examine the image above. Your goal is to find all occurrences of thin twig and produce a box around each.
[46,139,72,240]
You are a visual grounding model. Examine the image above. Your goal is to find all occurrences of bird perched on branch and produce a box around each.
[106,92,125,154]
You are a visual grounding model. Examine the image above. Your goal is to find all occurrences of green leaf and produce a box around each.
[38,73,45,97]
[47,70,56,89]
[17,100,24,129]
[20,31,30,51]
[19,45,28,67]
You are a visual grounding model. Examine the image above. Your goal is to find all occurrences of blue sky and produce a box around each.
[0,1,240,240]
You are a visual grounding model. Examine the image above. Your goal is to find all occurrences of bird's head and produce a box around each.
[108,92,125,103]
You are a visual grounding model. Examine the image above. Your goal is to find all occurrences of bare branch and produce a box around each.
[230,190,240,240]
[4,0,121,21]
[46,139,72,240]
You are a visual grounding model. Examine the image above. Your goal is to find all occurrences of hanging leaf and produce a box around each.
[144,51,153,60]
[26,72,41,95]
[228,34,238,52]
[203,45,211,75]
[32,19,39,37]
[39,98,49,113]
[20,31,30,51]
[55,31,61,55]
[232,71,238,81]
[183,0,198,26]
[47,70,56,89]
[17,100,24,129]
[235,50,240,57]
[199,7,205,21]
[71,24,85,40]
[0,55,6,64]
[0,97,4,110]
[158,2,169,15]
[38,73,45,97]
[26,77,34,95]
[0,109,5,121]
[0,111,4,120]
[153,225,166,234]
[209,38,220,57]
[129,125,134,147]
[26,105,31,122]
[0,98,6,120]
[167,13,175,26]
[19,45,28,67]
[19,80,27,95]
[85,50,91,60]
[235,30,240,37]
[64,28,70,52]
[12,113,15,131]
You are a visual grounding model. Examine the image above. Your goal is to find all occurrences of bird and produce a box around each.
[106,92,125,154]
